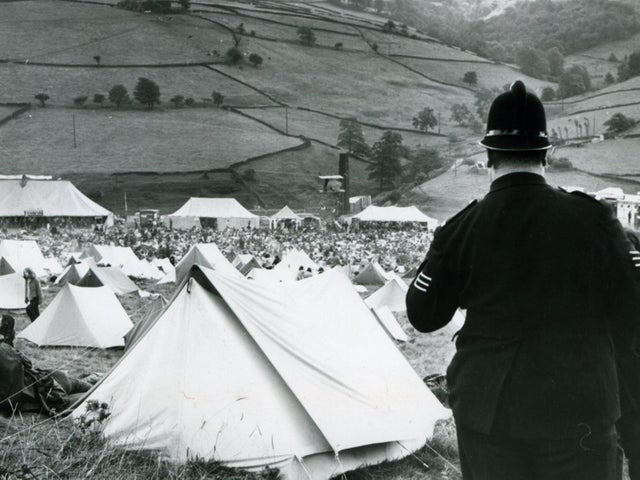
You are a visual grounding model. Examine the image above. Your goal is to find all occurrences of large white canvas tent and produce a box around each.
[365,276,409,312]
[272,249,318,280]
[169,197,259,231]
[17,284,132,348]
[0,274,26,309]
[158,243,242,284]
[0,178,112,225]
[77,267,139,295]
[72,267,449,479]
[270,206,302,228]
[350,206,438,229]
[353,261,392,286]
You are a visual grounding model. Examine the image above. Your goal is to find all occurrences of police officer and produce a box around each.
[406,80,640,480]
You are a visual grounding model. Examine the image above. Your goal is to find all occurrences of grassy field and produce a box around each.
[215,37,474,126]
[0,1,232,65]
[0,64,273,106]
[396,57,554,93]
[555,138,640,176]
[0,107,301,174]
[237,106,451,148]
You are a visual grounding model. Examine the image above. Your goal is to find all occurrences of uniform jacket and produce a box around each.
[406,172,640,438]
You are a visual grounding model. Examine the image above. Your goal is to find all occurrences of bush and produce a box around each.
[334,42,343,50]
[73,95,88,107]
[248,53,263,67]
[297,26,316,46]
[225,47,243,65]
[184,97,196,107]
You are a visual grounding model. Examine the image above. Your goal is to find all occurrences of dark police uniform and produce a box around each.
[407,172,640,480]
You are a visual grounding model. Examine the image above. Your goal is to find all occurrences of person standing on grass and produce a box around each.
[406,80,640,480]
[23,268,42,322]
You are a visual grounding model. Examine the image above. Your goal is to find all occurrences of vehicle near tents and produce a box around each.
[71,266,449,479]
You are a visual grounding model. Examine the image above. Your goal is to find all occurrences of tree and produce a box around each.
[546,47,564,77]
[93,93,105,107]
[236,23,245,34]
[412,107,438,131]
[450,103,474,126]
[133,77,161,108]
[334,42,343,50]
[474,87,502,120]
[225,47,243,64]
[248,53,263,67]
[558,65,591,98]
[408,146,444,177]
[211,91,224,107]
[34,93,49,107]
[178,0,190,10]
[170,95,184,107]
[337,117,370,157]
[462,71,478,85]
[603,113,637,135]
[605,72,615,84]
[297,26,316,46]
[383,20,396,32]
[516,46,550,78]
[368,131,404,190]
[108,84,129,108]
[541,87,556,101]
[372,42,379,52]
[184,97,196,107]
[618,51,640,81]
[73,95,88,107]
[93,55,101,66]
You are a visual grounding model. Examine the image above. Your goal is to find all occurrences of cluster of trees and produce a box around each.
[603,113,637,135]
[538,65,592,101]
[449,87,502,132]
[337,118,445,190]
[224,47,263,67]
[297,27,316,46]
[617,51,640,82]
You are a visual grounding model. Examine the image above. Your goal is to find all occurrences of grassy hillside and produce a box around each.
[0,107,301,173]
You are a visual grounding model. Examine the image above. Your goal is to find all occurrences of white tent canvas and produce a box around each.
[159,243,242,284]
[365,276,409,312]
[77,266,139,295]
[0,240,47,277]
[72,267,449,479]
[55,259,97,286]
[353,261,392,286]
[85,245,161,280]
[169,197,259,230]
[350,205,438,228]
[273,249,318,279]
[0,179,111,218]
[0,273,26,309]
[17,284,132,348]
[371,305,409,342]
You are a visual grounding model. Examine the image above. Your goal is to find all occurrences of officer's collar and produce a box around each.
[489,172,547,193]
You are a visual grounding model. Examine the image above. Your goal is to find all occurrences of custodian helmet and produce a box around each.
[479,80,551,151]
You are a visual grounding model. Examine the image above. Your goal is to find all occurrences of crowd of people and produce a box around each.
[2,221,434,275]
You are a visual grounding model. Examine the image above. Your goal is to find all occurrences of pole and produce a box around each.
[438,111,441,135]
[124,191,128,220]
[72,114,76,148]
[285,107,289,135]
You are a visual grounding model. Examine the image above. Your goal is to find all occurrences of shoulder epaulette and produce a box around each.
[440,199,478,229]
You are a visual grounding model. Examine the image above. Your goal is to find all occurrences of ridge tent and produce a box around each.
[232,254,254,268]
[55,259,97,286]
[0,240,47,277]
[353,261,392,286]
[17,284,132,348]
[124,295,168,351]
[71,267,448,479]
[76,266,139,295]
[158,243,242,284]
[0,274,26,309]
[273,249,318,279]
[364,276,409,313]
[85,245,161,280]
[349,205,438,229]
[0,178,112,228]
[0,257,17,275]
[238,257,262,276]
[371,305,409,342]
[169,197,259,231]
